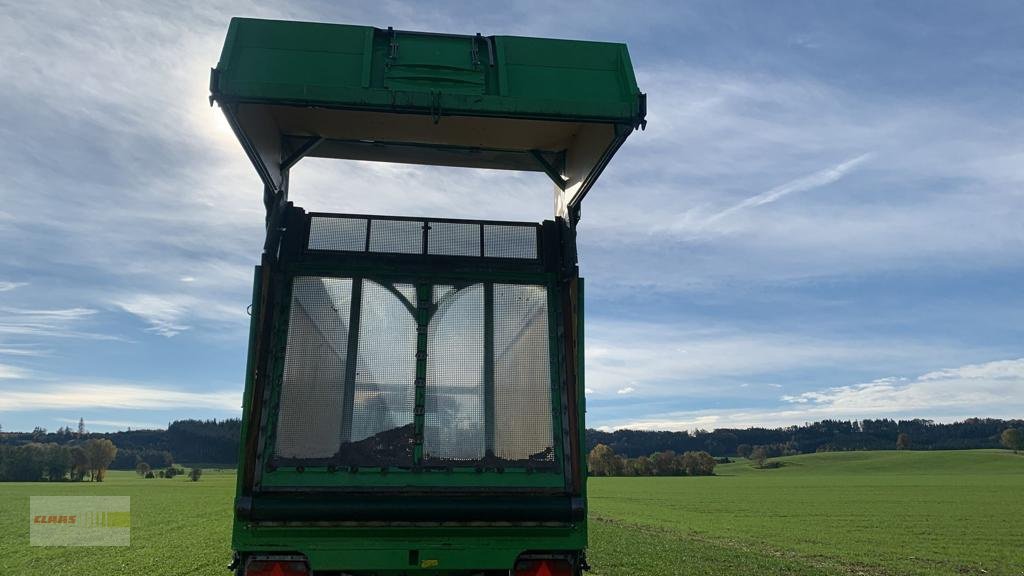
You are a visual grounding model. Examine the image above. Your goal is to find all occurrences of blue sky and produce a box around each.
[1,1,1023,432]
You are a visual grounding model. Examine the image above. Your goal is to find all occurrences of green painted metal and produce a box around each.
[414,283,430,465]
[210,17,645,220]
[213,18,642,122]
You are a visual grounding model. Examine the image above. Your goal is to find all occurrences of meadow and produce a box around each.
[1,451,1021,575]
[589,450,1024,576]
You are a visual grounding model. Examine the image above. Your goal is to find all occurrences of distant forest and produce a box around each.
[0,419,241,469]
[0,417,1020,469]
[586,418,1024,458]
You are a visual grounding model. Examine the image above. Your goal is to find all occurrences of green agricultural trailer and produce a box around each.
[211,17,645,576]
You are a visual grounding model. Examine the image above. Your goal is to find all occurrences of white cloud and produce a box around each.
[0,363,30,379]
[781,358,1024,415]
[617,386,636,395]
[602,358,1024,431]
[0,282,27,292]
[0,382,240,412]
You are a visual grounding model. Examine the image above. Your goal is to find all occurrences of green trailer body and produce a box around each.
[212,17,643,576]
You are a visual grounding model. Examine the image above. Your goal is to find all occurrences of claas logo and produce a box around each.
[33,512,129,527]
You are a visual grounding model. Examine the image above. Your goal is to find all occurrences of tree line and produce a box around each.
[585,418,1024,458]
[0,438,117,482]
[588,444,718,477]
[0,418,241,472]
[1,417,1019,480]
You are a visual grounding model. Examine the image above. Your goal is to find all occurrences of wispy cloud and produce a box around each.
[584,320,983,399]
[112,293,244,337]
[113,295,192,337]
[0,347,50,357]
[581,63,1024,292]
[55,417,164,431]
[0,307,116,340]
[0,281,27,292]
[702,153,873,227]
[0,363,31,379]
[0,382,240,412]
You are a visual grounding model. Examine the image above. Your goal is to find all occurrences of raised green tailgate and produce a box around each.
[211,18,646,219]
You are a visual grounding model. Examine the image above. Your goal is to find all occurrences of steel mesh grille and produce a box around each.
[271,274,554,469]
[275,277,352,459]
[427,221,481,257]
[484,224,538,259]
[493,284,554,461]
[424,284,485,462]
[349,280,417,457]
[308,217,367,252]
[368,219,423,254]
[307,215,539,260]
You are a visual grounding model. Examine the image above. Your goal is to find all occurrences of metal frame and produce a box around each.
[239,205,579,480]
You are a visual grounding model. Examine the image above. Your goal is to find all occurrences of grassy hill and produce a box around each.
[589,449,1024,576]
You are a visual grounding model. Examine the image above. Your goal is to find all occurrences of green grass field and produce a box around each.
[1,452,1021,575]
[0,469,235,575]
[589,450,1024,576]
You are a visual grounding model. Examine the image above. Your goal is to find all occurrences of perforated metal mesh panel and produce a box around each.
[493,284,554,461]
[308,217,366,251]
[271,273,554,470]
[368,219,423,254]
[350,280,417,446]
[427,221,481,257]
[484,224,538,259]
[275,277,352,459]
[425,284,485,462]
[308,215,540,260]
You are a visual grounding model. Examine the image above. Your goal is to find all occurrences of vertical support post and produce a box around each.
[341,278,363,444]
[576,278,586,488]
[413,284,432,465]
[483,283,496,457]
